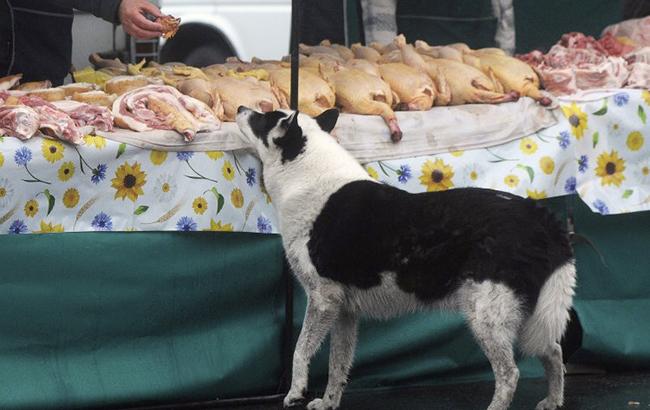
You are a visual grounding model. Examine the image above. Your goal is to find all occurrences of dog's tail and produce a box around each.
[518,261,577,356]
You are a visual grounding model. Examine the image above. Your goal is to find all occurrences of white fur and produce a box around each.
[519,261,577,357]
[236,109,575,410]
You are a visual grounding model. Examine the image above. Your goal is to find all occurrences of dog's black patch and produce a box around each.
[274,113,307,163]
[248,110,288,147]
[307,182,573,311]
[314,108,339,133]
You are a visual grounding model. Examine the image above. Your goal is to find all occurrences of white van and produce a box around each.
[159,0,292,65]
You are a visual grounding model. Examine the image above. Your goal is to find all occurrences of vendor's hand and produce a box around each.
[119,0,164,39]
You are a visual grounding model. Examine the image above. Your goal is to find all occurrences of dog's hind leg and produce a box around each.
[460,281,523,410]
[307,311,359,410]
[534,342,565,410]
[284,286,343,408]
[519,262,576,410]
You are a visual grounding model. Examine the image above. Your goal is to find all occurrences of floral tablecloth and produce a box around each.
[1,89,649,235]
[366,89,650,216]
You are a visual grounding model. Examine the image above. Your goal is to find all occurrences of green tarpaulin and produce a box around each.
[0,197,649,408]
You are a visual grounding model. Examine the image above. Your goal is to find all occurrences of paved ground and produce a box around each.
[122,372,650,410]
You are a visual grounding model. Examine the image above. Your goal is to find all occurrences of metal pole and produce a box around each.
[290,0,300,110]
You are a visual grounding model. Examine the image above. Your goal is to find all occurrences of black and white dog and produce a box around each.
[236,106,576,410]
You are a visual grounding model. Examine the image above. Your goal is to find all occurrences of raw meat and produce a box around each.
[212,76,281,121]
[18,95,83,144]
[378,63,435,110]
[626,62,650,88]
[268,68,336,117]
[0,105,40,140]
[467,52,548,104]
[518,32,630,95]
[52,100,114,131]
[602,16,650,47]
[321,66,402,142]
[113,85,219,141]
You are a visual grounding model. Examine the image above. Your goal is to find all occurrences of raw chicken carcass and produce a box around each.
[345,59,381,77]
[299,43,343,58]
[322,67,402,142]
[0,74,22,91]
[467,52,549,104]
[0,105,40,140]
[424,56,518,105]
[351,43,382,63]
[268,68,335,117]
[319,40,355,60]
[177,78,224,119]
[378,63,435,110]
[394,35,451,106]
[212,76,281,121]
[113,85,219,141]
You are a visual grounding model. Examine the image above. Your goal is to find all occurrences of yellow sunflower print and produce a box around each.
[643,90,650,106]
[63,188,80,208]
[450,150,464,157]
[204,219,234,232]
[192,196,208,215]
[539,156,555,175]
[150,150,168,165]
[561,102,588,139]
[526,189,547,200]
[83,134,106,149]
[595,150,626,187]
[366,166,379,180]
[0,152,4,167]
[626,131,644,151]
[24,199,38,217]
[206,151,224,160]
[519,137,538,155]
[111,161,147,201]
[231,188,244,208]
[504,174,520,188]
[58,161,75,181]
[35,220,64,233]
[222,161,235,181]
[41,139,65,163]
[419,159,454,192]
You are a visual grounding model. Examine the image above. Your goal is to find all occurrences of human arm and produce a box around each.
[47,0,163,39]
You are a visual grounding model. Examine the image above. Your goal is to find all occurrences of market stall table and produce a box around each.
[1,91,649,409]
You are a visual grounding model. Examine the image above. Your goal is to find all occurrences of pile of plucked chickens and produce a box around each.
[517,17,650,95]
[1,34,547,144]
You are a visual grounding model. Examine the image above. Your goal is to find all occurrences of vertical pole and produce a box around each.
[282,4,300,394]
[290,0,300,110]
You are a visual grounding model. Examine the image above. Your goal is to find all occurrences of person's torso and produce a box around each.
[2,0,74,85]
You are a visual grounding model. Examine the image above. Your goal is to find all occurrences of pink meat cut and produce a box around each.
[603,16,650,47]
[18,95,84,144]
[52,100,114,131]
[112,84,219,141]
[518,32,629,95]
[0,105,40,140]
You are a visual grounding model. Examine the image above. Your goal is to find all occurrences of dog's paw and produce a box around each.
[535,396,563,410]
[306,398,336,410]
[283,390,307,409]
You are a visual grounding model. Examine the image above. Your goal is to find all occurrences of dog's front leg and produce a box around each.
[307,311,358,410]
[284,293,341,408]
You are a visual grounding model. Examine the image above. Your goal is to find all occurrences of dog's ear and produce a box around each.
[274,111,306,163]
[314,108,339,133]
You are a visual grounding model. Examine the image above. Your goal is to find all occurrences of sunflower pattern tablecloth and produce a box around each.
[1,89,650,235]
[0,136,277,235]
[365,89,650,216]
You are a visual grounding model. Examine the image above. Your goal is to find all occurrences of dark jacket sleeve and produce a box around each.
[47,0,122,24]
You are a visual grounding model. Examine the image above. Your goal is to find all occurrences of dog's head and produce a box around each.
[235,106,339,164]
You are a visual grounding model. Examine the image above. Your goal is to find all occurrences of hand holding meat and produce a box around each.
[118,0,164,39]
